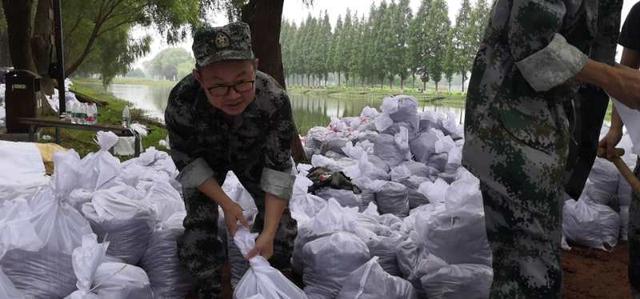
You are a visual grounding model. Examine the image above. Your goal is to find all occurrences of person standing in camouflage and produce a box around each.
[164,22,297,298]
[600,3,640,297]
[462,0,640,297]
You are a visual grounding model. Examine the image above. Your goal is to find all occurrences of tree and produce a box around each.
[144,48,195,81]
[330,16,343,86]
[424,0,450,93]
[393,0,413,89]
[452,0,474,92]
[409,0,431,91]
[0,5,9,67]
[443,29,456,92]
[2,0,207,91]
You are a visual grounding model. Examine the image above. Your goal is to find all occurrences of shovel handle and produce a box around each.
[597,148,640,194]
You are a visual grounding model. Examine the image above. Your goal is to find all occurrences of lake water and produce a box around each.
[102,82,466,134]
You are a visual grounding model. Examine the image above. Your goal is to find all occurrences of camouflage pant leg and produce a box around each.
[480,183,563,299]
[630,163,640,294]
[177,188,226,299]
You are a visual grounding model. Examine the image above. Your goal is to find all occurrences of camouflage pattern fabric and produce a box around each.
[306,167,362,194]
[192,22,255,68]
[165,70,297,298]
[463,0,622,298]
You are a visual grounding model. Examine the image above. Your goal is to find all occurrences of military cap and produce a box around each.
[192,22,255,68]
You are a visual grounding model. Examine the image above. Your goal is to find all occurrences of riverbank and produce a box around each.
[44,79,168,158]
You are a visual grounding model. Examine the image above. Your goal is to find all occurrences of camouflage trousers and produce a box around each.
[630,162,640,296]
[177,187,297,299]
[480,182,564,299]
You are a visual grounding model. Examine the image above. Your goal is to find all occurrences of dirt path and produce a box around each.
[562,243,631,299]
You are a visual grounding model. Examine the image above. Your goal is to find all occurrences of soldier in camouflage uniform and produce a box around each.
[461,0,640,297]
[164,22,297,298]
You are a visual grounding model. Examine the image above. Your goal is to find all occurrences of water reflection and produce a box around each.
[101,83,466,134]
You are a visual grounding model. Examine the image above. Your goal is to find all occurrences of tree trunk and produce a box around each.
[337,72,341,86]
[422,80,426,92]
[400,78,404,89]
[435,82,439,94]
[461,72,466,92]
[32,0,55,94]
[242,0,306,163]
[241,0,286,88]
[3,0,37,71]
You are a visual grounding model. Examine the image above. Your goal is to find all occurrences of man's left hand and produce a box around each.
[246,232,275,260]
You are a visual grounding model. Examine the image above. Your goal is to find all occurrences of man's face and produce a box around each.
[194,59,258,116]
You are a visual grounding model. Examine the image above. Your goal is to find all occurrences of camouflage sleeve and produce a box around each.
[510,0,588,92]
[165,91,215,189]
[260,92,296,201]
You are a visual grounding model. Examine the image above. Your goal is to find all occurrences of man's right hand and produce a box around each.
[221,202,250,237]
[598,127,623,160]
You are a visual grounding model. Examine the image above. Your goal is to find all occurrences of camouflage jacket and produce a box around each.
[165,71,296,201]
[463,0,622,192]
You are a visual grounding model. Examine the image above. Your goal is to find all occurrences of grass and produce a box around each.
[75,77,178,89]
[288,85,467,108]
[38,80,168,159]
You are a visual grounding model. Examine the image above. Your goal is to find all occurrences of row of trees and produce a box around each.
[280,0,490,92]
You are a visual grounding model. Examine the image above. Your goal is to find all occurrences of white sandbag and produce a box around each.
[321,137,350,156]
[303,232,371,299]
[291,199,361,273]
[315,188,361,208]
[0,198,42,299]
[420,263,493,299]
[337,257,417,299]
[290,177,327,225]
[2,153,93,298]
[93,262,153,299]
[82,184,155,264]
[410,130,439,163]
[65,234,108,299]
[418,178,450,204]
[380,96,419,131]
[375,181,410,217]
[439,111,464,140]
[0,268,25,299]
[233,227,308,299]
[140,212,192,299]
[618,174,632,207]
[310,154,357,172]
[374,113,394,132]
[362,231,404,276]
[374,134,409,168]
[79,131,121,190]
[143,179,185,224]
[562,198,620,250]
[0,140,49,202]
[344,154,389,181]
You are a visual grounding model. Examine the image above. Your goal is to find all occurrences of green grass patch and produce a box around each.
[40,80,168,159]
[74,77,177,89]
[288,86,467,107]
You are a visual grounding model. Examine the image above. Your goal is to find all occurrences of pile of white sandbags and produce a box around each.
[292,95,493,298]
[0,131,190,299]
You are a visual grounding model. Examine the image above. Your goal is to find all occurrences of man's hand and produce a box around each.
[221,202,249,237]
[598,127,623,160]
[246,231,276,260]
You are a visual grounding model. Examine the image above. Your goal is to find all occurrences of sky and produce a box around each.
[132,0,639,69]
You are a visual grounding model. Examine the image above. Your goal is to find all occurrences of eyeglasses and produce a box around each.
[207,80,255,96]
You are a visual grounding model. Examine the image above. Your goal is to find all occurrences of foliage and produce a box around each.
[143,47,195,81]
[281,0,491,92]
